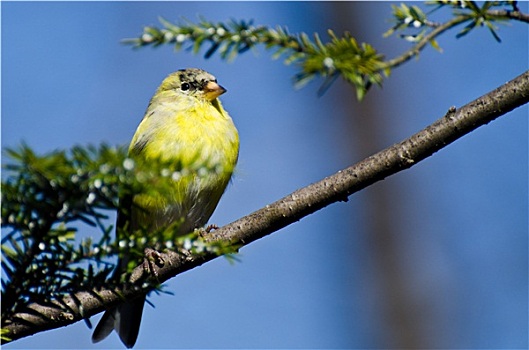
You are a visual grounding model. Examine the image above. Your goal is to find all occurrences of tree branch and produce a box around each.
[3,69,528,343]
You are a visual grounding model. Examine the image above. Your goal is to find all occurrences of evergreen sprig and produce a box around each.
[1,145,125,317]
[124,1,527,99]
[124,18,385,100]
[1,144,237,319]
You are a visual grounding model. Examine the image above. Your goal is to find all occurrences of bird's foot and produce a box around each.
[195,224,218,240]
[204,224,219,233]
[142,247,165,279]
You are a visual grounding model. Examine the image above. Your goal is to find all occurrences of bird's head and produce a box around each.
[158,68,226,102]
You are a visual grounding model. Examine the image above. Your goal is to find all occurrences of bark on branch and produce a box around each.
[3,69,528,344]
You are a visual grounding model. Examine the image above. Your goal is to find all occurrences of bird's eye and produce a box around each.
[181,82,190,91]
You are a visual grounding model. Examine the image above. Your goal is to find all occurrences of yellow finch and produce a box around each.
[92,68,239,348]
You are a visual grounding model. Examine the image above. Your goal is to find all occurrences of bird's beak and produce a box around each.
[203,81,226,101]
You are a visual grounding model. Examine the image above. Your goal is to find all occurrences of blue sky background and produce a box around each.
[2,1,527,349]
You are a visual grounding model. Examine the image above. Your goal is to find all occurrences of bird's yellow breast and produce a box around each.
[129,92,239,234]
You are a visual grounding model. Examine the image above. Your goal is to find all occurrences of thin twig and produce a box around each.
[383,8,529,70]
[383,15,470,69]
[487,9,529,23]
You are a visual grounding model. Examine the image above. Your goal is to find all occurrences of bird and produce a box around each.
[91,68,239,348]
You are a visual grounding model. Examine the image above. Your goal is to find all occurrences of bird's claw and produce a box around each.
[142,247,165,278]
[204,224,219,234]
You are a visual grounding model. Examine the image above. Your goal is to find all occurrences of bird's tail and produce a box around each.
[92,294,146,348]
